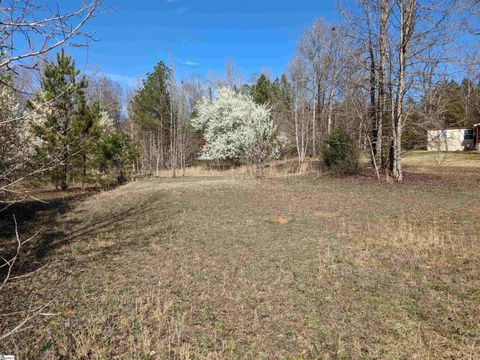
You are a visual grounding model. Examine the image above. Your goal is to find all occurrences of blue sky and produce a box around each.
[70,0,342,90]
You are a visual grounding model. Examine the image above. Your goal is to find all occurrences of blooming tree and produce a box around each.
[192,87,281,166]
[97,109,115,132]
[0,84,33,183]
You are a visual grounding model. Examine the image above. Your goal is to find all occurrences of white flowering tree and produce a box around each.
[97,109,116,132]
[192,87,281,168]
[0,84,34,188]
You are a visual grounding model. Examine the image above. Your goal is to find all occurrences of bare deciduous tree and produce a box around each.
[1,0,102,342]
[1,1,102,75]
[342,0,456,181]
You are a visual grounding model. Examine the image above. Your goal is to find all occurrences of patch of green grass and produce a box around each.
[40,339,55,351]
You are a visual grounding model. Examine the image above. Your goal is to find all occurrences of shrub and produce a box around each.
[322,129,360,175]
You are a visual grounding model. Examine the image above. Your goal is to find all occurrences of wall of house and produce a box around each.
[427,129,467,152]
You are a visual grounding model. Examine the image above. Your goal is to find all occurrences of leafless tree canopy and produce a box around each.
[0,0,101,73]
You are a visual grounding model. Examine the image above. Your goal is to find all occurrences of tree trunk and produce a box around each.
[82,152,87,191]
[391,0,415,182]
[367,8,378,169]
[294,94,300,161]
[61,158,68,191]
[326,73,337,135]
[377,0,389,169]
[312,76,317,157]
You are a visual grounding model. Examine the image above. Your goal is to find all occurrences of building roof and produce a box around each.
[427,127,470,131]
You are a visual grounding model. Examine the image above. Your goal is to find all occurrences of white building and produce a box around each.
[427,126,479,152]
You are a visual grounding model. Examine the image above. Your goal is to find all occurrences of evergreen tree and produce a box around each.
[278,74,294,107]
[131,61,173,173]
[460,78,480,127]
[73,85,98,187]
[431,80,480,129]
[439,81,464,127]
[132,61,172,128]
[29,50,90,190]
[95,130,138,185]
[250,74,273,105]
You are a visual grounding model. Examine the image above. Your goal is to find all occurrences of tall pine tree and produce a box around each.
[30,50,91,190]
[131,61,173,173]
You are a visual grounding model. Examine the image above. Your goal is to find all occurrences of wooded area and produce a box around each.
[2,0,480,192]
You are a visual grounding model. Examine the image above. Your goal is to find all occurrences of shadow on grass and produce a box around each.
[1,186,164,281]
[0,191,96,277]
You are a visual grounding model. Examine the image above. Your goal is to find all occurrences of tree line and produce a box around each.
[2,0,480,196]
[126,0,480,182]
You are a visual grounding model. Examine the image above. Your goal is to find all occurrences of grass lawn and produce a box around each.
[403,150,480,173]
[1,152,480,359]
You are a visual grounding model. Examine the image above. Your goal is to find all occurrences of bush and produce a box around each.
[322,130,360,175]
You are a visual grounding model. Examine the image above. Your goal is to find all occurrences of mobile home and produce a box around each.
[427,124,480,152]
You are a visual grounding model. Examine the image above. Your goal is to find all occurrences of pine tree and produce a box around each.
[95,130,138,185]
[29,50,90,190]
[250,74,273,105]
[278,74,294,108]
[132,61,172,127]
[131,61,173,173]
[73,95,99,188]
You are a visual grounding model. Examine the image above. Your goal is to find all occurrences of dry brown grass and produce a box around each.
[153,158,322,179]
[153,165,249,178]
[1,154,480,359]
[403,150,480,173]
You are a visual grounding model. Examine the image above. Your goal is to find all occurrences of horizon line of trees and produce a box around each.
[2,0,480,192]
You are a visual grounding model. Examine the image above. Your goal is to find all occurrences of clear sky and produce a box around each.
[71,0,342,90]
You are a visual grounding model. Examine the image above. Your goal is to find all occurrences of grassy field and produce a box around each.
[403,150,480,173]
[1,152,480,359]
